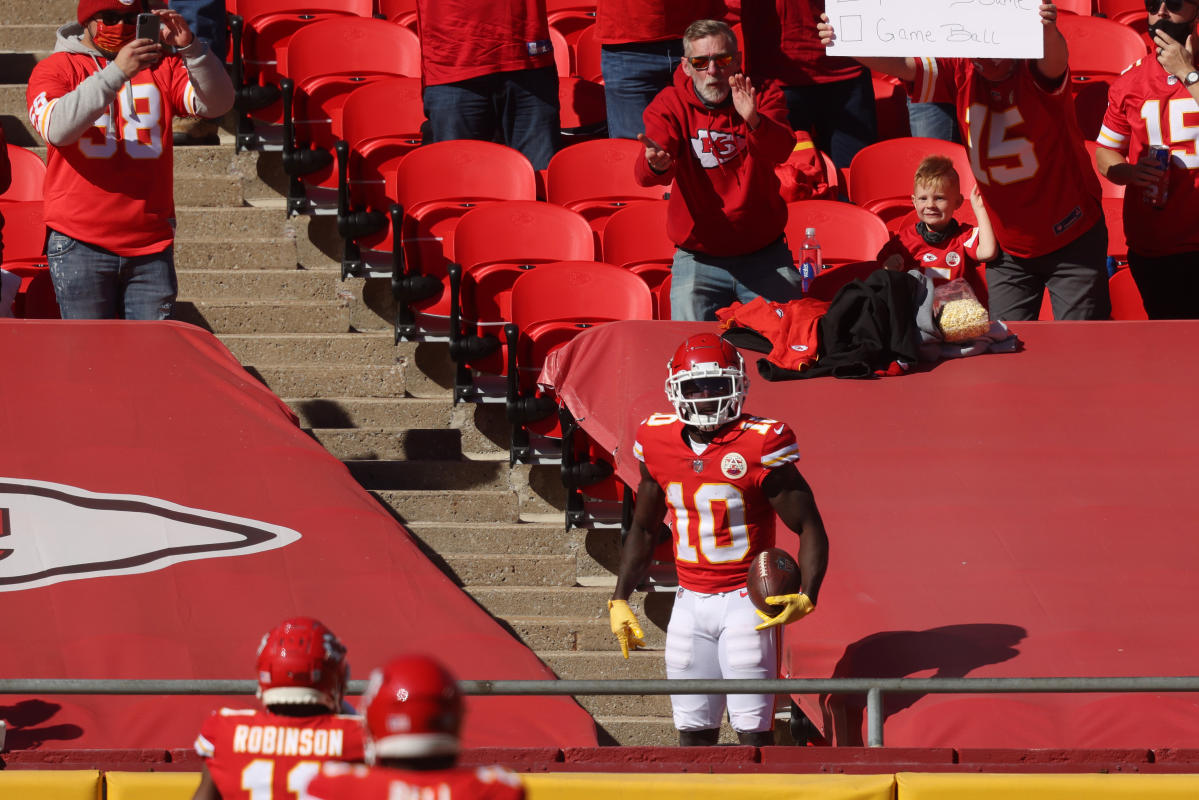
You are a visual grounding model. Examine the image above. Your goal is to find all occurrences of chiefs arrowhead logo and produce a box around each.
[0,477,301,591]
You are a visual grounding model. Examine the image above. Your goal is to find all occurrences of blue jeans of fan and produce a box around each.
[422,66,561,170]
[46,230,177,320]
[669,236,801,321]
[600,39,685,140]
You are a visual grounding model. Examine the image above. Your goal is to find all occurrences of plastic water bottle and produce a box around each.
[799,227,823,293]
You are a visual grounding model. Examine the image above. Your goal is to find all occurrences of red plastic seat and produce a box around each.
[1058,14,1151,138]
[446,201,595,398]
[574,23,603,83]
[375,0,417,29]
[804,260,885,303]
[599,200,673,314]
[848,136,977,227]
[1057,0,1095,13]
[654,273,672,320]
[281,17,421,212]
[872,73,912,142]
[546,138,667,248]
[384,140,538,339]
[0,200,46,264]
[334,77,425,275]
[1108,266,1147,320]
[1,145,46,202]
[559,76,607,140]
[546,0,597,45]
[1096,0,1150,34]
[505,260,653,461]
[785,200,891,267]
[1101,195,1128,264]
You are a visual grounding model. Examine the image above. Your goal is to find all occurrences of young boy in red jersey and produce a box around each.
[878,155,997,293]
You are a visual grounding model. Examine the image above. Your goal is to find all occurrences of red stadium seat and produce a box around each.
[546,0,597,45]
[785,200,891,267]
[1096,0,1150,35]
[1057,0,1095,13]
[545,138,666,248]
[334,77,425,277]
[280,17,421,214]
[559,76,607,141]
[375,0,417,30]
[848,136,977,228]
[599,200,673,314]
[804,260,885,303]
[228,0,374,150]
[1101,195,1128,264]
[574,23,603,83]
[0,200,46,264]
[384,140,538,340]
[1108,266,1147,320]
[505,260,653,461]
[872,73,912,142]
[1058,13,1151,138]
[1,145,46,202]
[655,273,672,320]
[550,27,573,77]
[446,201,595,400]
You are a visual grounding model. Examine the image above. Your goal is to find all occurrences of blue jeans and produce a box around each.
[169,0,227,61]
[600,40,684,140]
[782,72,878,170]
[47,230,177,320]
[670,237,801,321]
[907,99,960,142]
[423,66,561,170]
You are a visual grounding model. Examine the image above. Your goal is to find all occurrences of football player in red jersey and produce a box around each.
[304,655,525,800]
[192,617,365,800]
[1095,0,1199,318]
[609,332,830,746]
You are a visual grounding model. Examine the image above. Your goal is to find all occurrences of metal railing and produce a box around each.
[4,676,1199,747]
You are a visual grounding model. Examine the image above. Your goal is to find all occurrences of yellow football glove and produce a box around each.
[754,592,815,631]
[607,599,645,658]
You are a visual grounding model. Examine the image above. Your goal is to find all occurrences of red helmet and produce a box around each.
[665,333,747,430]
[361,655,463,764]
[255,617,348,712]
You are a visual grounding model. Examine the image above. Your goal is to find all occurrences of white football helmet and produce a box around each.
[664,333,747,431]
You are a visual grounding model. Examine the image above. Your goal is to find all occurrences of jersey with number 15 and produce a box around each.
[27,52,199,256]
[194,708,365,800]
[634,413,799,594]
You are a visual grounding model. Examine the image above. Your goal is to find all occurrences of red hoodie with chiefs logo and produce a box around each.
[634,65,794,258]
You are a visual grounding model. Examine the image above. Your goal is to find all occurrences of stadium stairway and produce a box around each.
[0,0,725,748]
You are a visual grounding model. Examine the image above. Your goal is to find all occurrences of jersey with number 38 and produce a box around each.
[27,52,199,256]
[634,413,799,594]
[194,708,365,800]
[306,761,525,800]
[910,57,1103,259]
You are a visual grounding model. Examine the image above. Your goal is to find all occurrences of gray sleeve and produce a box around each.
[177,39,234,118]
[42,63,126,147]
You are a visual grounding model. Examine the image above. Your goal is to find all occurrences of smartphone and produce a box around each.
[135,12,161,43]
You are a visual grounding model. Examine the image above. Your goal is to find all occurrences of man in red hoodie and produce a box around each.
[635,19,800,321]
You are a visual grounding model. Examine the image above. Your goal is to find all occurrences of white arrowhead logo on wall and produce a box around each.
[0,478,301,591]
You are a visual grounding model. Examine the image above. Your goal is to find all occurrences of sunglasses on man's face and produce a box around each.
[96,10,140,25]
[1146,0,1195,13]
[686,53,737,70]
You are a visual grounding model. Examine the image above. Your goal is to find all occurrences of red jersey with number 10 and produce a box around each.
[909,57,1103,258]
[634,413,799,593]
[306,761,526,800]
[194,708,365,799]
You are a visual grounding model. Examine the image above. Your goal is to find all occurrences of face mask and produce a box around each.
[92,21,135,56]
[1148,17,1194,46]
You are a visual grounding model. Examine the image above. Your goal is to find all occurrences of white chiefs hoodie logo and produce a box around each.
[0,477,301,591]
[691,129,746,168]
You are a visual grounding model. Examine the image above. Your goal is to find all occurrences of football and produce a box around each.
[746,547,802,614]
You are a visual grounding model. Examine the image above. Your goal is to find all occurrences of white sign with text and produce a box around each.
[824,0,1045,59]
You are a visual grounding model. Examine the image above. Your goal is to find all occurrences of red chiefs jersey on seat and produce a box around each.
[306,761,525,800]
[634,413,799,593]
[194,708,365,798]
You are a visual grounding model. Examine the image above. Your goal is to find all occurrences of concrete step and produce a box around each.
[176,269,337,302]
[0,85,37,146]
[577,692,673,720]
[407,522,579,556]
[465,586,674,623]
[542,650,667,682]
[249,365,409,400]
[437,553,577,588]
[175,174,244,207]
[595,718,741,747]
[175,206,299,240]
[8,0,74,24]
[174,239,300,271]
[221,333,397,367]
[345,458,516,489]
[577,529,621,580]
[174,299,351,335]
[504,616,666,653]
[0,25,57,52]
[371,489,520,525]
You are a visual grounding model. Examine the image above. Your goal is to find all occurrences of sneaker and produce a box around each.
[172,116,220,146]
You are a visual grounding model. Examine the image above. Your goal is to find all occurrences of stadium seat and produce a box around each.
[0,144,46,202]
[0,200,46,265]
[1058,13,1150,138]
[384,140,538,341]
[228,0,374,151]
[785,200,891,266]
[1102,195,1128,265]
[574,23,603,83]
[1057,0,1095,13]
[550,27,573,77]
[545,138,667,249]
[446,201,595,401]
[375,0,417,30]
[872,73,912,142]
[804,260,885,303]
[1097,0,1150,34]
[546,0,597,45]
[599,200,673,313]
[559,76,607,142]
[279,17,421,215]
[334,76,425,277]
[1108,265,1147,320]
[655,273,671,320]
[848,136,976,227]
[504,260,653,462]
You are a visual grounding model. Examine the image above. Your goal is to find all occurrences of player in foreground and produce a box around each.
[609,332,830,745]
[304,655,525,800]
[192,617,364,799]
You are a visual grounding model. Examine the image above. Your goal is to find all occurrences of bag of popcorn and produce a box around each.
[933,278,990,343]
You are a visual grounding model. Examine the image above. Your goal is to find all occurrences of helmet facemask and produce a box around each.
[666,364,746,431]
